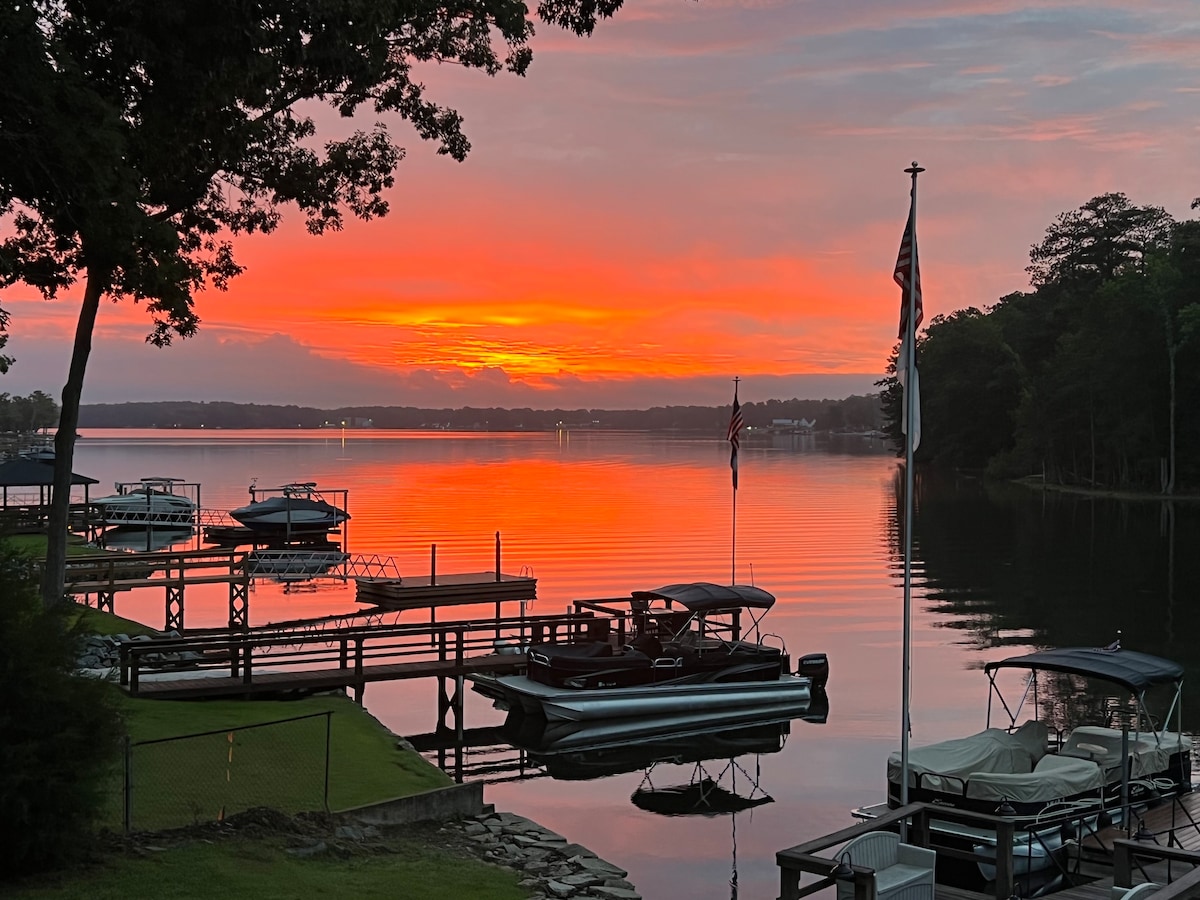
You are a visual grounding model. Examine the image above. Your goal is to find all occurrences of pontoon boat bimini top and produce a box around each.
[983,647,1184,693]
[630,582,775,612]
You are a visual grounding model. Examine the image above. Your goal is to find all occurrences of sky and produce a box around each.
[4,0,1199,411]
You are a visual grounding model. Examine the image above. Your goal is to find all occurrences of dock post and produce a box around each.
[122,735,132,833]
[437,675,450,730]
[495,531,501,581]
[228,560,250,630]
[165,582,185,633]
[455,674,464,741]
[994,819,1015,900]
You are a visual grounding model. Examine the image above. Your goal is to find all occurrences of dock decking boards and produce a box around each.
[355,571,537,609]
[128,652,525,699]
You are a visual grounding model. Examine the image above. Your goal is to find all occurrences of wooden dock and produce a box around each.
[356,570,537,617]
[355,535,536,618]
[126,650,525,700]
[58,543,534,632]
[60,548,251,631]
[778,797,1200,900]
[117,609,600,733]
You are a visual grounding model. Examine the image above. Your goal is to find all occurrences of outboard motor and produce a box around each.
[797,652,829,689]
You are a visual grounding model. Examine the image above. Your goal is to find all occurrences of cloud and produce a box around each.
[2,331,881,409]
[2,0,1198,411]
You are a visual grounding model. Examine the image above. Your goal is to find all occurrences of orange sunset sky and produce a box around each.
[5,0,1199,410]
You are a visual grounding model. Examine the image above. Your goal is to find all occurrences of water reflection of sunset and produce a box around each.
[71,429,1200,900]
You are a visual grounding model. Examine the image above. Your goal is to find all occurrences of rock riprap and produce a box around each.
[447,809,641,900]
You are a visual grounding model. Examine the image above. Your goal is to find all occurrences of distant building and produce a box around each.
[769,418,816,433]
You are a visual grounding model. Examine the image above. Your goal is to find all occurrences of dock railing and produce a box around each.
[572,597,744,647]
[118,609,598,696]
[779,800,1092,900]
[1113,837,1200,898]
[779,798,1200,900]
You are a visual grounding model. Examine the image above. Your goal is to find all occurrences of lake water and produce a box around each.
[67,428,1200,900]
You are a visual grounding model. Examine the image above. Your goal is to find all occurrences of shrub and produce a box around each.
[0,550,125,877]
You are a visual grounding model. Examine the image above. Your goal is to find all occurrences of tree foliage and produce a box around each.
[0,391,58,433]
[71,396,885,432]
[882,193,1200,492]
[0,550,125,876]
[0,0,623,606]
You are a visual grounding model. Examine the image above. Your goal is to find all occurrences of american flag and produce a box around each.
[894,209,923,339]
[728,384,744,489]
[895,196,922,451]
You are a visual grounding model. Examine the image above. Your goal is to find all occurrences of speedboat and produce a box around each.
[91,477,197,527]
[852,643,1193,879]
[472,581,829,722]
[230,482,349,535]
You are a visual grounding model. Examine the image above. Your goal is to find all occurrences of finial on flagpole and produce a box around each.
[905,161,925,176]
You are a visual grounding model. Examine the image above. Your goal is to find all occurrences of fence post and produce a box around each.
[123,735,133,833]
[323,712,332,813]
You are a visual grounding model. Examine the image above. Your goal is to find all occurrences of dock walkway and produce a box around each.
[118,608,595,710]
[778,798,1200,900]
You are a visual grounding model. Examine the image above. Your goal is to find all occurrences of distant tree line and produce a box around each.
[880,192,1200,494]
[77,394,884,433]
[0,390,57,433]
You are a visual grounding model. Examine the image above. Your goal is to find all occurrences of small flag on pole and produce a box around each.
[728,383,744,489]
[894,200,922,451]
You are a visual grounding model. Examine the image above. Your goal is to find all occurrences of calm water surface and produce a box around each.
[69,429,1200,900]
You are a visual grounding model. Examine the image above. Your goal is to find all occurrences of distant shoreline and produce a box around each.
[1015,475,1200,503]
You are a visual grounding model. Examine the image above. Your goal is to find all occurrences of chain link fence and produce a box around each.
[121,711,331,832]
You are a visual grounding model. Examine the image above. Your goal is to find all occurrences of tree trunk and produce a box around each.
[40,269,103,609]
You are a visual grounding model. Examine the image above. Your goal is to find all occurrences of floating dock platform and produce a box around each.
[356,571,537,610]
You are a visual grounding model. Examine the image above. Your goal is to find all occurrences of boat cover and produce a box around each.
[983,647,1183,692]
[1060,725,1192,778]
[631,582,775,612]
[964,754,1105,804]
[888,721,1048,793]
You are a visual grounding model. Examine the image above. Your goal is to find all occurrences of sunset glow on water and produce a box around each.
[67,429,1199,899]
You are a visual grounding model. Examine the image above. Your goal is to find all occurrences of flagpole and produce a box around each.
[900,161,924,826]
[731,377,740,585]
[731,477,738,585]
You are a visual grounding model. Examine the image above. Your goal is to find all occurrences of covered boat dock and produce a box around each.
[0,456,98,533]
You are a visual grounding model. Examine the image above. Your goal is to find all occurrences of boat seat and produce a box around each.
[1059,726,1187,778]
[625,633,663,658]
[655,611,693,639]
[966,753,1104,803]
[535,641,613,660]
[835,832,935,900]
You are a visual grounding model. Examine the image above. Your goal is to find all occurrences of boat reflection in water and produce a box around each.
[502,698,828,781]
[99,525,195,553]
[504,702,827,897]
[410,703,826,895]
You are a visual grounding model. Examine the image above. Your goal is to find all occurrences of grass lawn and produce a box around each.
[4,605,525,899]
[108,693,453,831]
[1,532,96,556]
[74,606,159,636]
[6,820,528,900]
